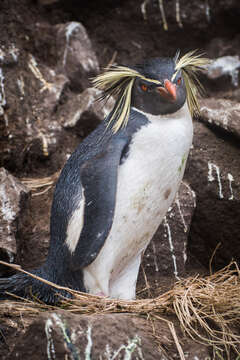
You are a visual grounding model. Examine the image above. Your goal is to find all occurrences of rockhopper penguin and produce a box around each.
[0,51,208,304]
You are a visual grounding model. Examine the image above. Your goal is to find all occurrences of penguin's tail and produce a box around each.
[0,268,72,305]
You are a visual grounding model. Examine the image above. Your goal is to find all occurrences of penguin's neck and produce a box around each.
[132,102,190,125]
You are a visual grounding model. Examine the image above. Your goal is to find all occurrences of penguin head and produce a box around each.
[131,57,186,115]
[93,51,209,133]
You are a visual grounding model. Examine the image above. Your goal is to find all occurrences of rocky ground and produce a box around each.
[0,0,240,358]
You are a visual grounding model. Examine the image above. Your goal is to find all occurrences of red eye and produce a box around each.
[141,84,148,92]
[177,77,182,85]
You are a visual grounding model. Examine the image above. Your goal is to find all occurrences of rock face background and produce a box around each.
[0,0,240,358]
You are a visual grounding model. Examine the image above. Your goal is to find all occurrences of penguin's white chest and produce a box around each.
[84,105,193,298]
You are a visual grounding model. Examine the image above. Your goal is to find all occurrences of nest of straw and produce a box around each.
[0,261,240,359]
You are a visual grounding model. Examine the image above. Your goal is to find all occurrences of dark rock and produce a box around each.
[142,1,210,29]
[0,68,6,117]
[55,22,99,91]
[200,98,240,140]
[205,55,240,90]
[185,121,240,270]
[26,55,69,114]
[140,181,196,293]
[0,168,30,275]
[141,0,239,30]
[0,44,19,67]
[206,35,240,59]
[33,22,59,68]
[1,54,68,171]
[38,0,58,4]
[8,312,165,359]
[42,72,69,114]
[7,310,210,359]
[203,36,240,99]
[60,87,114,136]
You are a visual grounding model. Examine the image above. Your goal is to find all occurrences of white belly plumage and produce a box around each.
[83,104,193,299]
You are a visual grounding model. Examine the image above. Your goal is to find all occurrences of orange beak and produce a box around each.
[157,79,177,102]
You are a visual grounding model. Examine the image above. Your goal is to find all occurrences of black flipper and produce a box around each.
[70,135,128,270]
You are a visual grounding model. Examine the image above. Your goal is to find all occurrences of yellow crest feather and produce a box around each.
[173,50,210,116]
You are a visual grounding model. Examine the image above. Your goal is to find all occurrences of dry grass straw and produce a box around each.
[21,172,59,196]
[1,261,240,358]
